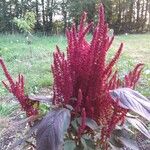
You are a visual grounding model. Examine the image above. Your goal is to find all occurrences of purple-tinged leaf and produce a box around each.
[126,113,138,119]
[120,136,139,150]
[36,108,71,150]
[126,117,150,139]
[109,129,124,148]
[109,88,150,121]
[110,129,139,150]
[136,132,150,149]
[109,143,122,150]
[65,104,74,111]
[115,124,134,134]
[77,117,99,130]
[28,95,53,104]
[85,118,99,131]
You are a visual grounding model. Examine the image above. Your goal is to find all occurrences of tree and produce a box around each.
[0,0,150,34]
[68,0,98,30]
[61,0,69,34]
[13,11,36,34]
[0,0,7,32]
[41,0,46,33]
[35,0,41,32]
[46,0,54,34]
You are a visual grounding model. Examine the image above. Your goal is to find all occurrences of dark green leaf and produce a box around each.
[64,140,76,150]
[71,118,79,131]
[81,137,96,150]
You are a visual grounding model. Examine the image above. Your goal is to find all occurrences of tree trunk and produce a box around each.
[2,0,7,32]
[115,0,122,34]
[41,0,46,33]
[62,0,68,34]
[49,0,54,34]
[148,1,150,31]
[136,0,140,32]
[15,0,19,18]
[35,0,40,31]
[144,0,149,31]
[129,0,134,24]
[141,0,145,32]
[46,0,50,30]
[9,1,14,33]
[63,11,67,34]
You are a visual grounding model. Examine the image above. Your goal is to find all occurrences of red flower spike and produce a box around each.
[78,22,93,43]
[75,89,82,112]
[0,58,15,87]
[107,36,114,50]
[104,43,123,76]
[79,12,87,35]
[51,4,144,149]
[0,58,38,116]
[124,63,144,88]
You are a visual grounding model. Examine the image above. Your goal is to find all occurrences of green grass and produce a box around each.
[0,103,18,116]
[0,34,67,95]
[0,33,149,98]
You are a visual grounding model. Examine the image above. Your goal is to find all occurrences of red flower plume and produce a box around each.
[52,4,144,147]
[0,58,38,116]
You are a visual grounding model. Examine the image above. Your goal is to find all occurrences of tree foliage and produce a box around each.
[14,11,36,33]
[0,0,149,34]
[0,4,150,150]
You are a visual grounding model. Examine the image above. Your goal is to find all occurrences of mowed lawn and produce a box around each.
[0,33,149,97]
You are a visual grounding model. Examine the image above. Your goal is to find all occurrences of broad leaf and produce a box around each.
[85,118,99,131]
[64,140,76,150]
[126,117,150,139]
[109,88,150,121]
[109,130,124,148]
[111,129,139,150]
[81,137,96,150]
[36,108,71,150]
[136,132,150,149]
[120,136,139,150]
[71,118,79,131]
[109,143,122,150]
[77,117,99,130]
[66,104,74,111]
[28,95,53,103]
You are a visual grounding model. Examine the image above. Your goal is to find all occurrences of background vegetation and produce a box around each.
[0,33,149,97]
[0,0,150,34]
